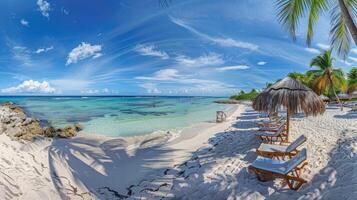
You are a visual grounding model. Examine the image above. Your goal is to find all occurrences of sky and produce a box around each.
[0,0,356,96]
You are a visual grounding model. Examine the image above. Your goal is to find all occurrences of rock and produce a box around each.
[74,123,83,132]
[57,126,77,138]
[43,126,57,137]
[0,102,80,141]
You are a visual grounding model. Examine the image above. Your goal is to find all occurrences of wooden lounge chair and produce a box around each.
[256,135,306,159]
[257,117,285,129]
[255,124,288,143]
[257,120,286,132]
[248,148,308,190]
[352,105,357,112]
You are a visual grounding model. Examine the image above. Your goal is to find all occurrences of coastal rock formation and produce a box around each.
[0,102,81,140]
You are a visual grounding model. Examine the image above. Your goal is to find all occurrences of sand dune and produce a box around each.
[0,104,356,199]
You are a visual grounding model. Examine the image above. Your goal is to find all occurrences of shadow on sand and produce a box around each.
[48,136,175,199]
[46,108,356,199]
[334,110,357,119]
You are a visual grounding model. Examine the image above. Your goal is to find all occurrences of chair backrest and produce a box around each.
[284,148,307,174]
[286,135,306,153]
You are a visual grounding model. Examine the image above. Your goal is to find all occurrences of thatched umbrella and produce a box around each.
[319,94,329,102]
[253,77,325,135]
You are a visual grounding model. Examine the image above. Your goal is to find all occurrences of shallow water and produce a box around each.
[0,96,231,137]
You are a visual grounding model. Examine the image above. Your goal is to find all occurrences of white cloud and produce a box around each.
[170,17,258,51]
[20,19,29,27]
[175,53,223,67]
[257,61,267,65]
[80,89,99,94]
[351,48,357,55]
[37,0,50,18]
[134,44,169,59]
[316,43,330,50]
[80,88,116,94]
[305,47,320,54]
[136,69,183,81]
[1,80,55,94]
[337,58,352,66]
[61,7,69,15]
[139,83,161,94]
[66,42,102,65]
[348,56,357,62]
[35,46,54,54]
[215,65,250,71]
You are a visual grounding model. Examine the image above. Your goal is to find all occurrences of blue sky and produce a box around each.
[0,0,356,96]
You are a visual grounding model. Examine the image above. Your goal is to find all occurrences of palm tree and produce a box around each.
[307,50,346,109]
[276,0,357,57]
[288,72,308,84]
[347,67,357,95]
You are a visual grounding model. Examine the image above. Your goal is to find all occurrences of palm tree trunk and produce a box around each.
[328,75,343,110]
[338,0,357,45]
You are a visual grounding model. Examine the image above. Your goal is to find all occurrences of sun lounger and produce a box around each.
[256,135,306,159]
[257,116,285,128]
[352,105,357,112]
[248,148,308,190]
[257,120,286,132]
[255,124,288,143]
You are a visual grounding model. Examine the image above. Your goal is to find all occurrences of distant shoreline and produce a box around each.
[0,95,229,98]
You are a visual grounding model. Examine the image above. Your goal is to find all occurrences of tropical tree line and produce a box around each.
[233,50,357,104]
[287,50,357,107]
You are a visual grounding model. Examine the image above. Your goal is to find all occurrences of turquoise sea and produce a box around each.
[0,96,231,137]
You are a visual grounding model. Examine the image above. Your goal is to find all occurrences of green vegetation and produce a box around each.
[307,50,346,109]
[348,67,357,94]
[230,89,259,101]
[284,50,357,105]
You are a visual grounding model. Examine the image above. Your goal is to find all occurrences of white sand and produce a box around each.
[0,103,356,199]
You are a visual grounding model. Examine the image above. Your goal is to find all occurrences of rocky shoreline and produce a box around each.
[0,102,82,141]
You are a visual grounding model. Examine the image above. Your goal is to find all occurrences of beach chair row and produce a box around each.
[248,115,308,190]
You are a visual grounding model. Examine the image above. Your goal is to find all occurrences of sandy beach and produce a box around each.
[0,103,356,199]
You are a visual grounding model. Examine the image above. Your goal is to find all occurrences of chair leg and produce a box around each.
[285,177,306,190]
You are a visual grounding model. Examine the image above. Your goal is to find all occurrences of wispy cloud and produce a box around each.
[170,17,258,50]
[37,0,51,18]
[135,68,236,95]
[316,43,330,50]
[35,46,54,54]
[11,46,32,66]
[50,79,92,92]
[305,47,320,54]
[134,44,169,59]
[1,80,55,94]
[20,19,29,27]
[175,53,223,67]
[139,83,161,94]
[257,61,267,66]
[215,65,249,71]
[66,42,102,65]
[136,69,184,81]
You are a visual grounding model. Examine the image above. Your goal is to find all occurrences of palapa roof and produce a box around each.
[253,77,325,116]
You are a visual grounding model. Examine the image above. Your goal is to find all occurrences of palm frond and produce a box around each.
[348,79,357,93]
[275,0,309,40]
[312,72,330,94]
[310,50,333,69]
[330,5,351,58]
[307,0,328,45]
